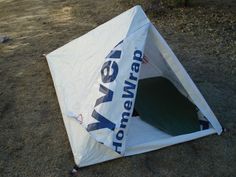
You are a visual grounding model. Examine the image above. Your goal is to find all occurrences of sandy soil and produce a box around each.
[0,0,235,176]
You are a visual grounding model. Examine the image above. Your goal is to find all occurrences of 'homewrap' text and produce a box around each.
[87,46,142,154]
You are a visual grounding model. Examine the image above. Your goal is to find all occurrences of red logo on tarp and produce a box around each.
[142,55,149,64]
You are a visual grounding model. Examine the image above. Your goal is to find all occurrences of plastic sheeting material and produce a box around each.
[46,5,222,167]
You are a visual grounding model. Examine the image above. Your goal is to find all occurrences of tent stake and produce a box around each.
[70,164,79,176]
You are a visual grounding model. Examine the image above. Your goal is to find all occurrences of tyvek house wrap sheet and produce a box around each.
[46,5,222,167]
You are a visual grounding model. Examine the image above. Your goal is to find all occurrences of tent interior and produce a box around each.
[125,25,213,152]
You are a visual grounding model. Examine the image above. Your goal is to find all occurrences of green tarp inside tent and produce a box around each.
[134,77,200,136]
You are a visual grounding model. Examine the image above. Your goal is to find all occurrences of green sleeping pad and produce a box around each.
[134,77,200,136]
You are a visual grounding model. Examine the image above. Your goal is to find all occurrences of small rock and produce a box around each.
[0,35,10,43]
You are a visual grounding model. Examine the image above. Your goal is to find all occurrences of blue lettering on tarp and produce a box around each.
[87,44,122,132]
[113,141,122,154]
[120,112,129,129]
[106,50,122,59]
[87,41,143,155]
[105,40,123,58]
[101,61,119,83]
[133,50,142,62]
[113,49,143,154]
[94,84,113,107]
[122,81,136,98]
[87,110,115,131]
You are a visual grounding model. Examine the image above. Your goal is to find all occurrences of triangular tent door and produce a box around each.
[46,5,222,167]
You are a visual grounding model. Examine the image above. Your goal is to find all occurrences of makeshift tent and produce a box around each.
[46,5,222,168]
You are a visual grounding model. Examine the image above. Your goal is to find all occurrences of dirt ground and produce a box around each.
[0,0,235,177]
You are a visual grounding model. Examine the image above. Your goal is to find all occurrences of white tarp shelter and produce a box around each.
[46,5,222,167]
